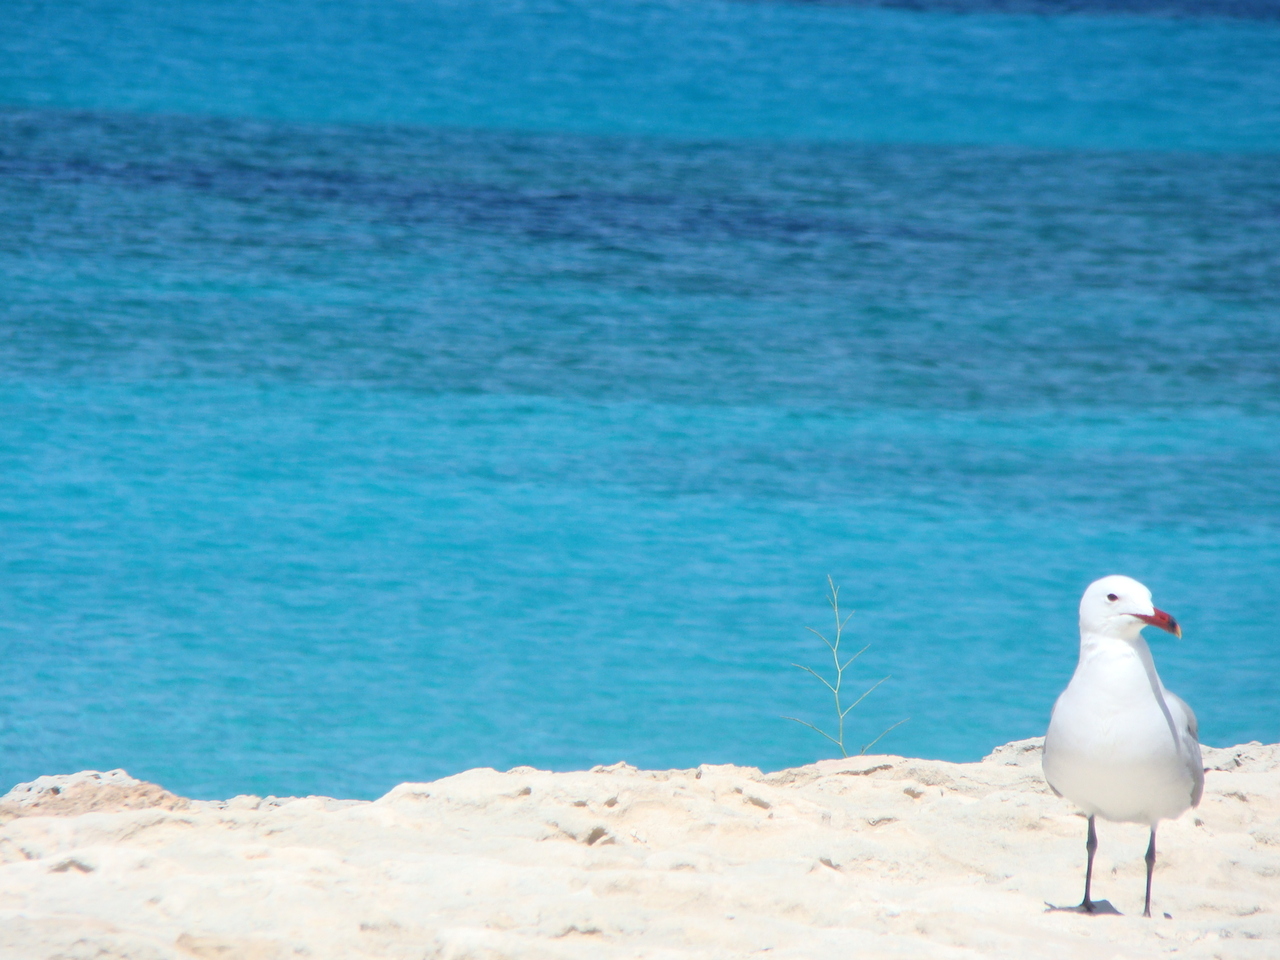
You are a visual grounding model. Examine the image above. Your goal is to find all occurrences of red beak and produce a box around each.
[1136,607,1181,638]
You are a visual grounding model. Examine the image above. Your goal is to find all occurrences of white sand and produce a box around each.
[0,738,1275,960]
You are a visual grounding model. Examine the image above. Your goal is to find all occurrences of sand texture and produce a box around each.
[0,738,1276,960]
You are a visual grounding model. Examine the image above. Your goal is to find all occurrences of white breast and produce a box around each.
[1043,636,1202,826]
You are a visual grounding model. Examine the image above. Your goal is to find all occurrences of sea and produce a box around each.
[1,0,1278,800]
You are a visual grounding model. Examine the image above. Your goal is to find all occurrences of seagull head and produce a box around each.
[1079,575,1181,640]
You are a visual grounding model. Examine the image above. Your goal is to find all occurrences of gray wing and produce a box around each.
[1166,691,1205,808]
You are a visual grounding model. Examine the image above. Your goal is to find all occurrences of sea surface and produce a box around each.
[1,0,1278,800]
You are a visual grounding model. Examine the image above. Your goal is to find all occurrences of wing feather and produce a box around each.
[1166,690,1205,808]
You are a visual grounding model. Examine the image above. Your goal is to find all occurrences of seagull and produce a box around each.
[1042,575,1203,918]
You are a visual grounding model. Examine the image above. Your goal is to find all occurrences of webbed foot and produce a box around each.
[1044,899,1121,916]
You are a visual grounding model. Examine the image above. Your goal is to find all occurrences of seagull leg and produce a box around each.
[1082,814,1097,912]
[1143,828,1156,918]
[1047,814,1119,914]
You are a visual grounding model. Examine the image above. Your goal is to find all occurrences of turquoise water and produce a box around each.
[1,0,1278,800]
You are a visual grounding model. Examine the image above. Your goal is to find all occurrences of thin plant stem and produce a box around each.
[860,717,910,756]
[782,577,908,759]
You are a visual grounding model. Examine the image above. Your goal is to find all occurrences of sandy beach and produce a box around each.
[0,738,1275,960]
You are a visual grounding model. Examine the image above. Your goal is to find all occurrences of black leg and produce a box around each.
[1046,814,1119,914]
[1082,814,1098,912]
[1143,828,1156,918]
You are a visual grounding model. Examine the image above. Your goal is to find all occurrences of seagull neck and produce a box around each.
[1078,629,1152,663]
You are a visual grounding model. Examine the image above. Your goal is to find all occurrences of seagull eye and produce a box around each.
[1106,593,1118,602]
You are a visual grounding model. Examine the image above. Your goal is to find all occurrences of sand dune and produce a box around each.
[0,738,1275,959]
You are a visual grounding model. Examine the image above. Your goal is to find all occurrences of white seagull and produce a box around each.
[1042,575,1203,918]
